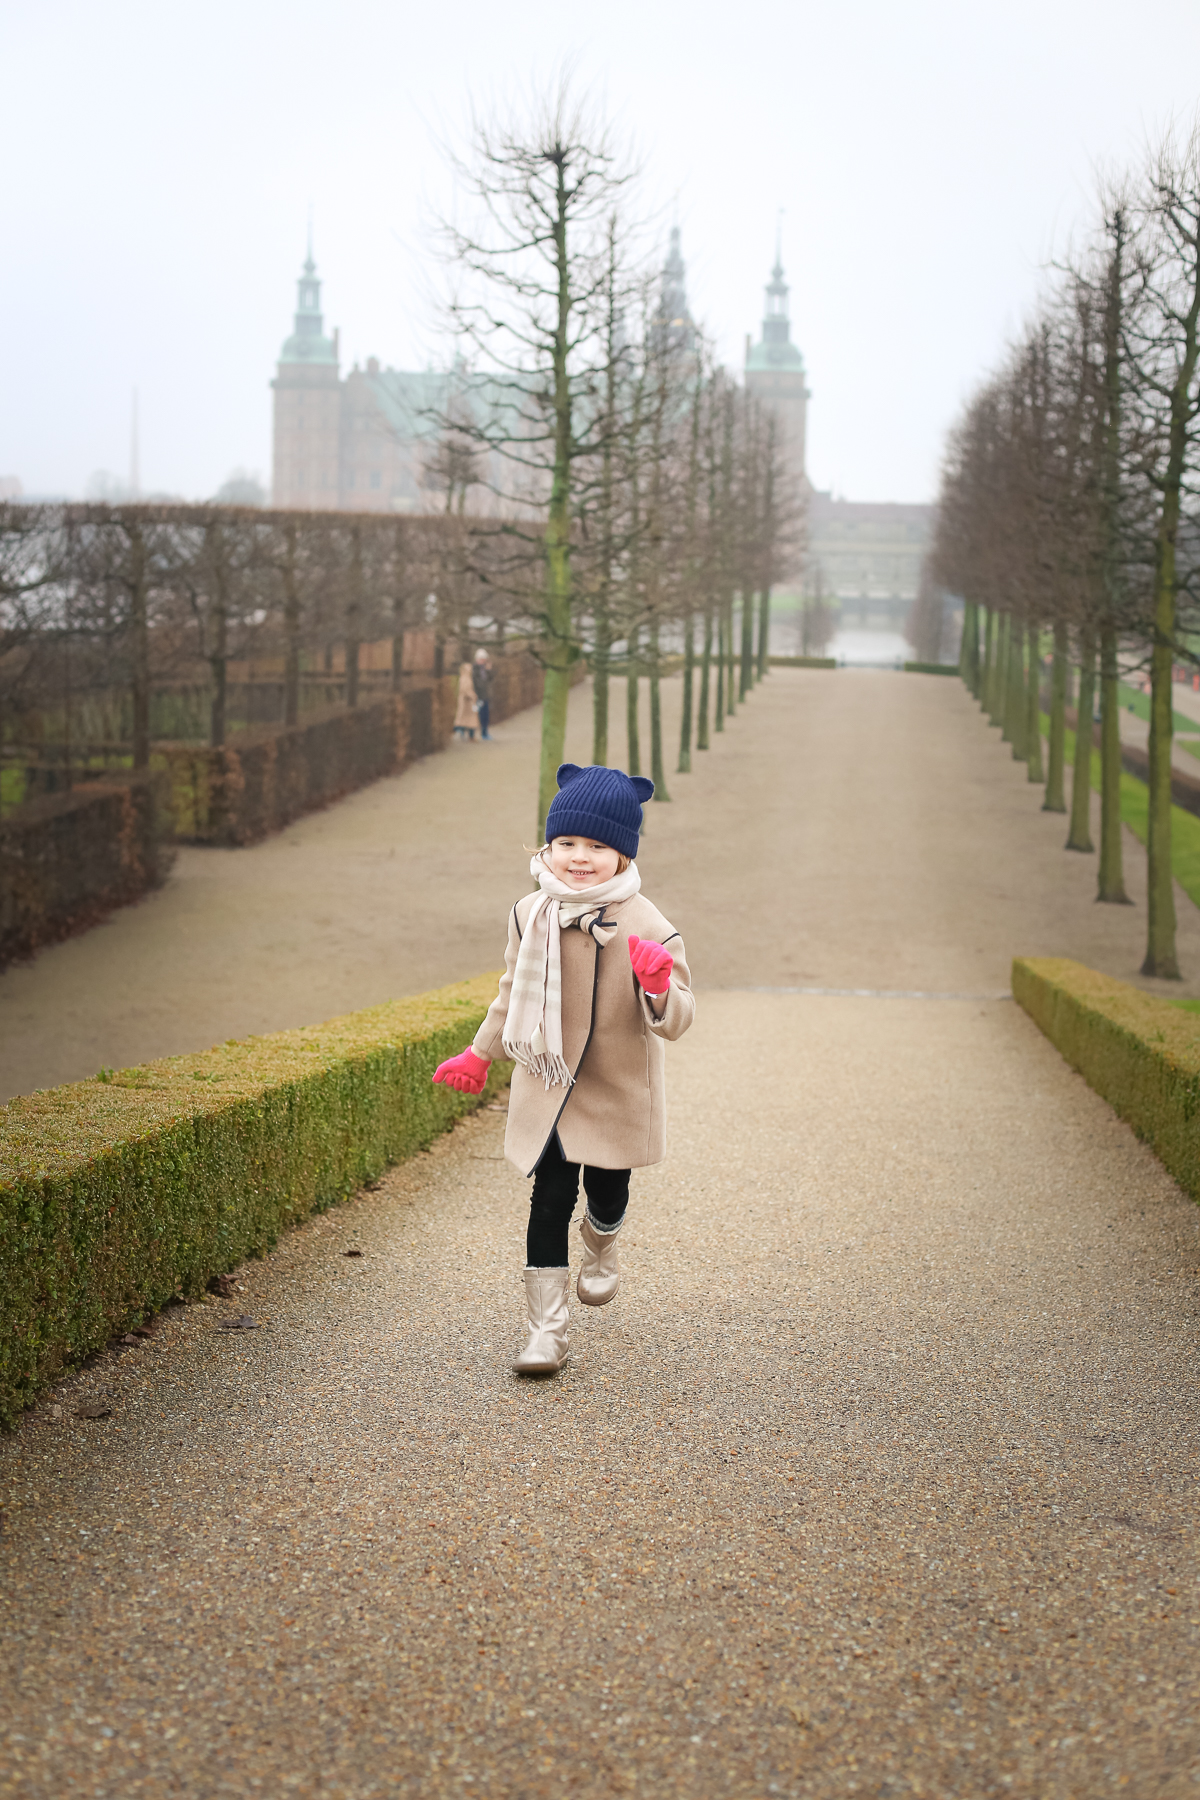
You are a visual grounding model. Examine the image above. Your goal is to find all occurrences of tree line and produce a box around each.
[931,119,1200,979]
[434,80,801,833]
[0,503,488,805]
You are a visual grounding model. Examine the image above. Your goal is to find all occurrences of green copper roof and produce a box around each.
[280,329,337,367]
[279,253,338,368]
[746,341,805,373]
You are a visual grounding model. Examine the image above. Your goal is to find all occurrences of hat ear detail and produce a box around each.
[555,763,585,789]
[629,776,655,803]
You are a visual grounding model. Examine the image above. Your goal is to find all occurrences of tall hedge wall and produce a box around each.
[0,974,507,1427]
[1012,956,1200,1203]
[0,771,174,968]
[159,650,551,845]
[160,678,457,845]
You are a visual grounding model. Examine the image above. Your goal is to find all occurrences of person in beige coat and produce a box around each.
[453,662,479,739]
[432,763,694,1375]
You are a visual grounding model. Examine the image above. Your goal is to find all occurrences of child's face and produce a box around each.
[547,836,621,889]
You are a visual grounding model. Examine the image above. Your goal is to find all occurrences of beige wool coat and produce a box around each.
[472,892,694,1176]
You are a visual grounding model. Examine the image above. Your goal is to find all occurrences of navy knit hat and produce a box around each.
[545,764,654,860]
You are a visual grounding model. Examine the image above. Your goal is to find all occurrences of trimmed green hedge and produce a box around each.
[903,661,959,675]
[1013,956,1200,1204]
[0,975,506,1427]
[768,655,837,669]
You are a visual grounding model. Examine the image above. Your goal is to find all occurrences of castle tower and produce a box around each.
[652,226,696,358]
[744,243,809,486]
[271,247,341,508]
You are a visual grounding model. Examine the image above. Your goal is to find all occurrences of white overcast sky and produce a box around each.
[5,0,1200,504]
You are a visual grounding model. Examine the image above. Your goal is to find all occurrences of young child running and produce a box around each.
[432,762,695,1374]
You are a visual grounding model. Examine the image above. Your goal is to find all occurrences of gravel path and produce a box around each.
[3,671,1200,1797]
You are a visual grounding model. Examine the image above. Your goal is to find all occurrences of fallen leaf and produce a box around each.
[344,1249,364,1258]
[119,1334,140,1345]
[132,1326,154,1339]
[78,1403,113,1420]
[208,1274,236,1297]
[218,1316,259,1332]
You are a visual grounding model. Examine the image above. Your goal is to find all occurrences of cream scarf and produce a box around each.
[502,853,641,1088]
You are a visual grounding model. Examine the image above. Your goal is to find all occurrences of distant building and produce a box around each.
[742,242,931,618]
[804,496,932,629]
[272,250,465,513]
[269,236,934,611]
[744,253,810,488]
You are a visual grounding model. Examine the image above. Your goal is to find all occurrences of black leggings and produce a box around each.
[527,1136,630,1267]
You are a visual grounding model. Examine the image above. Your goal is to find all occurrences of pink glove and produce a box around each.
[432,1046,491,1095]
[628,934,673,996]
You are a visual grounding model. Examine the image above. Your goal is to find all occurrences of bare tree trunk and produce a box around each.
[714,611,725,732]
[991,612,1009,728]
[739,588,754,698]
[626,627,641,776]
[592,632,610,766]
[1005,618,1027,757]
[1066,628,1096,853]
[1025,625,1044,782]
[1144,607,1179,972]
[980,606,995,713]
[757,586,771,678]
[536,161,576,840]
[1097,623,1131,902]
[1043,618,1068,812]
[726,597,737,716]
[697,606,712,750]
[678,611,694,773]
[649,621,669,800]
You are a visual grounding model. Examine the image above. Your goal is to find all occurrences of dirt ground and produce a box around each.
[5,667,1200,1101]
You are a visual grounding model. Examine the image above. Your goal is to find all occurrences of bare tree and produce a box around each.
[436,78,638,836]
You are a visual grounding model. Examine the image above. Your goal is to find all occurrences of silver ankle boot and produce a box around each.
[577,1214,623,1307]
[513,1267,571,1373]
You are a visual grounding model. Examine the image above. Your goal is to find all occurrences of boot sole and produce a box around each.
[576,1283,619,1307]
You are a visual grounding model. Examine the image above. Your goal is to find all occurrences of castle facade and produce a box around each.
[269,238,932,621]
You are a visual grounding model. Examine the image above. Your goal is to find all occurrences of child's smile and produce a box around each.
[547,836,621,889]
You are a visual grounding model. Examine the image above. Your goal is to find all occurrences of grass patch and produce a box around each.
[1043,716,1200,910]
[1117,680,1200,735]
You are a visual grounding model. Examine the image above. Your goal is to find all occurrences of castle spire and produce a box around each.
[653,225,695,356]
[279,240,337,369]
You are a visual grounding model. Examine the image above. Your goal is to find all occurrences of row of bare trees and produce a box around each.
[435,82,800,834]
[932,119,1200,979]
[0,505,496,808]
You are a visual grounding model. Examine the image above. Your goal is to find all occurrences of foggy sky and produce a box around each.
[5,0,1200,506]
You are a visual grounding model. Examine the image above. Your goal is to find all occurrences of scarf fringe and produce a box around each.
[508,1045,575,1091]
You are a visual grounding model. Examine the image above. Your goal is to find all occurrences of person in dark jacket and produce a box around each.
[472,649,494,740]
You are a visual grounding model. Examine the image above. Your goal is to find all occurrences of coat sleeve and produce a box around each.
[471,904,523,1062]
[638,932,695,1042]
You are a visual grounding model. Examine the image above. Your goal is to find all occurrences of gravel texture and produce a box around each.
[3,671,1200,1797]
